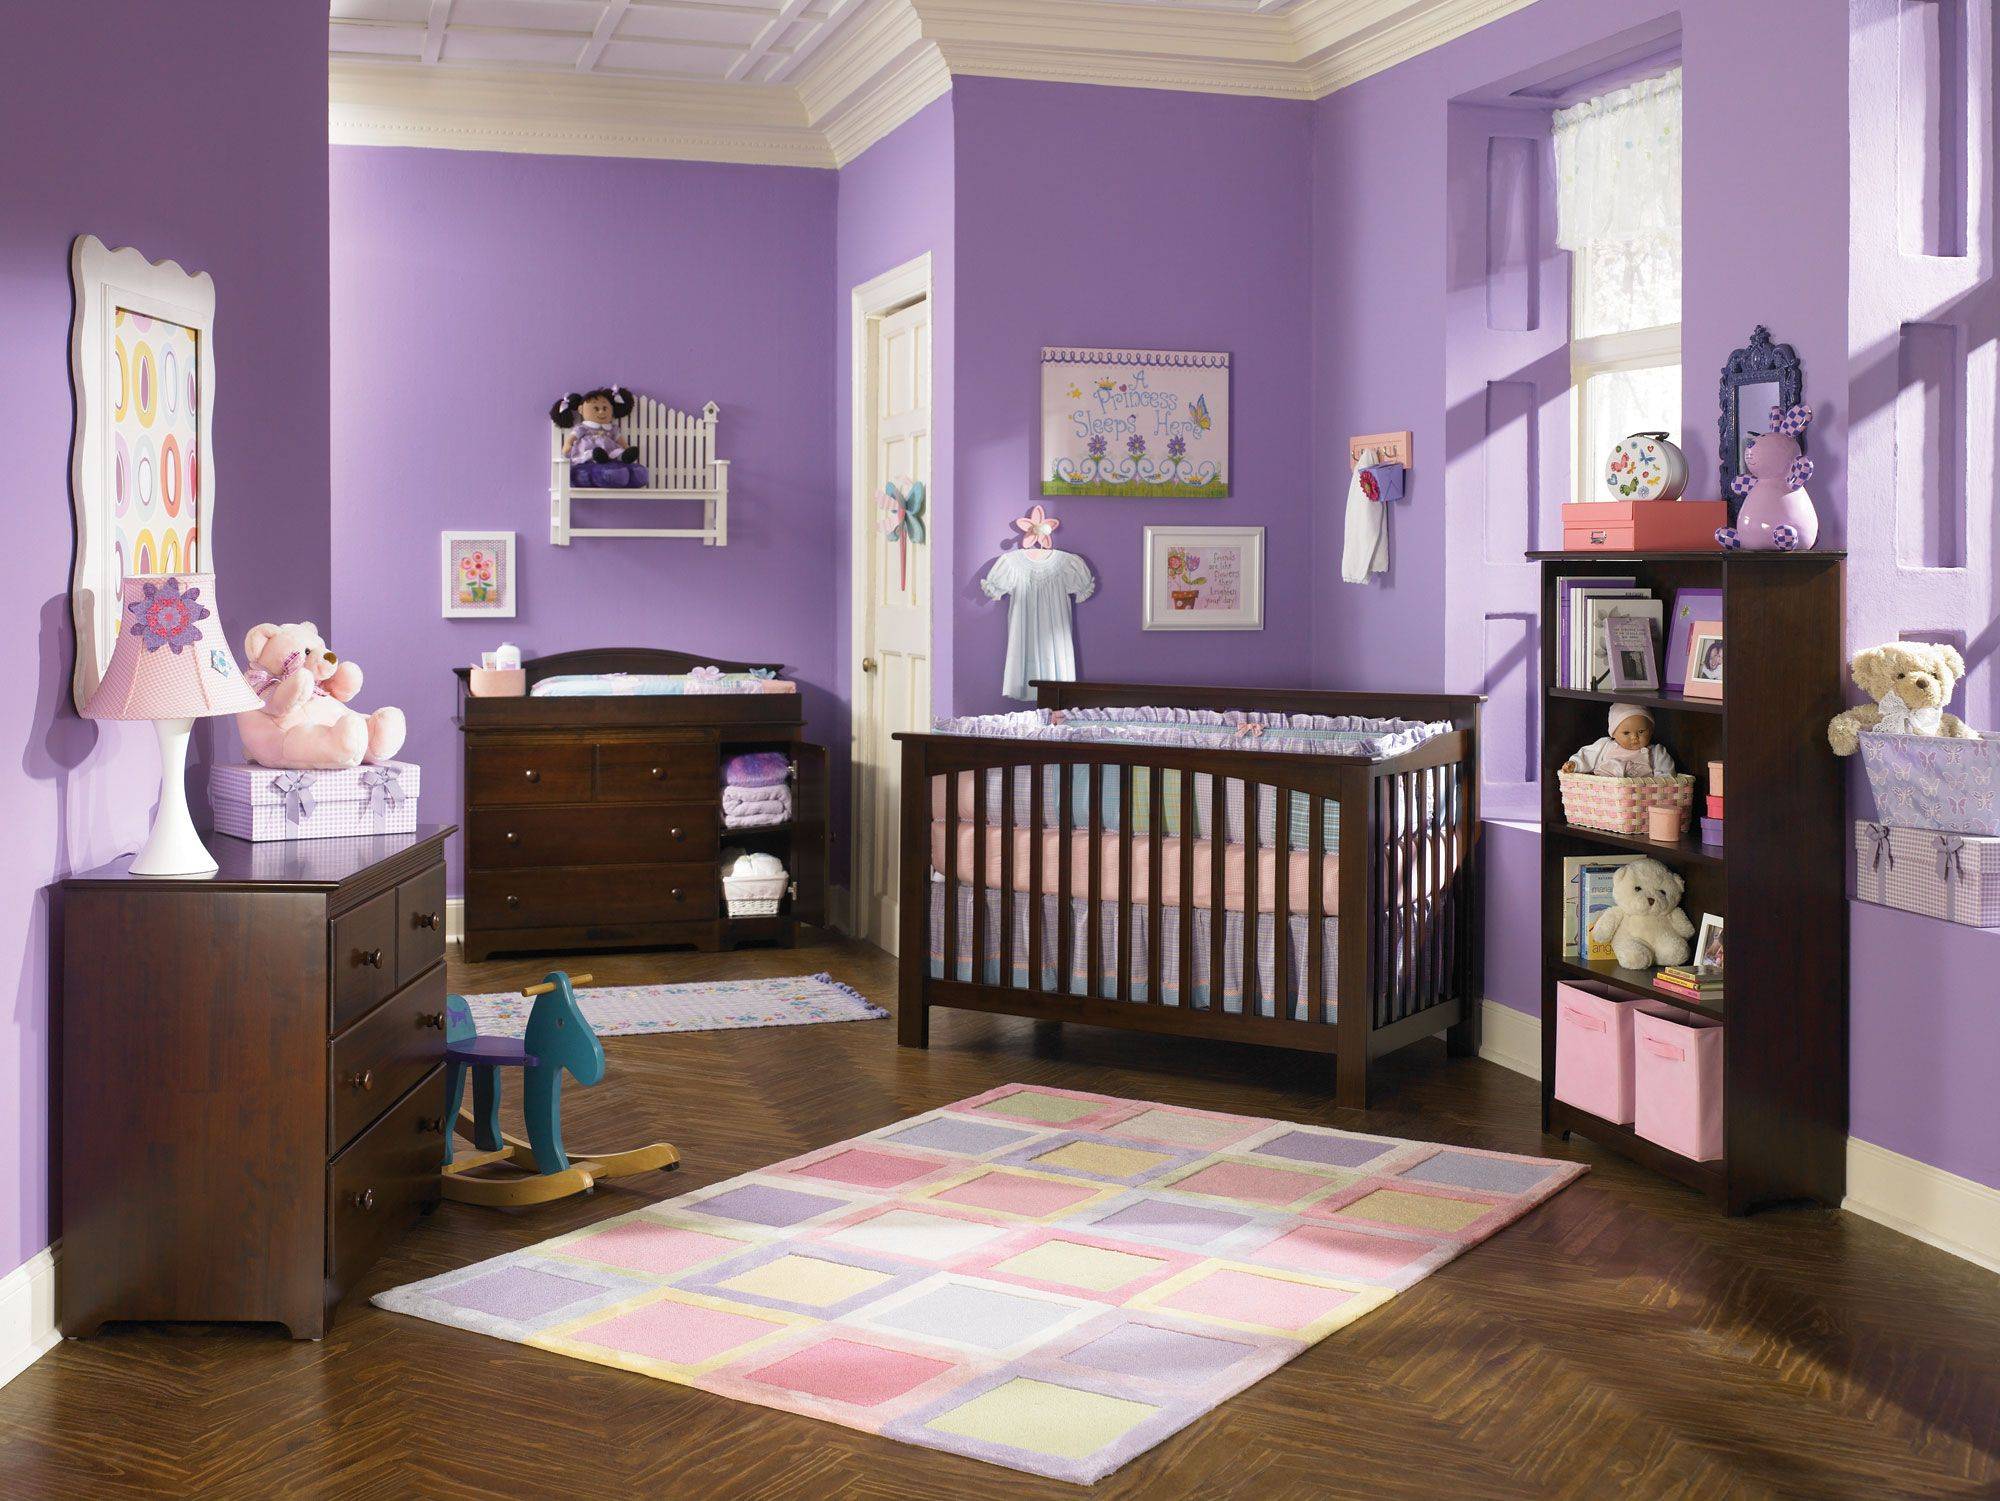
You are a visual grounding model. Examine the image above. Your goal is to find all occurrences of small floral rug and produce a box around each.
[376,1083,1584,1484]
[463,973,887,1039]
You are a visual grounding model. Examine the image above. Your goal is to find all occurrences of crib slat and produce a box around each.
[1399,773,1416,1021]
[1029,762,1044,994]
[1088,763,1103,1001]
[1428,765,1446,1006]
[1178,772,1195,1013]
[944,771,959,980]
[1147,770,1164,1006]
[1273,785,1292,1021]
[1374,776,1389,1030]
[1308,790,1325,1024]
[1000,766,1016,989]
[1242,781,1259,1018]
[1209,776,1226,1011]
[1117,766,1133,1005]
[972,771,988,984]
[1059,763,1074,993]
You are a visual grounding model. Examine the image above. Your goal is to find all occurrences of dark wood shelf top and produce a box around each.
[1549,685,1725,717]
[1527,549,1847,562]
[1548,1097,1726,1200]
[1558,956,1725,1021]
[1547,821,1725,867]
[63,824,456,890]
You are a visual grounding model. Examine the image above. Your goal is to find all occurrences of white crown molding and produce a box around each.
[328,0,1544,167]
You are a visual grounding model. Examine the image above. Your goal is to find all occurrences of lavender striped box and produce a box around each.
[210,760,421,842]
[1854,821,2000,929]
[1699,816,1724,847]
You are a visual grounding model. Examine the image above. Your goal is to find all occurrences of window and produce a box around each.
[1555,69,1683,501]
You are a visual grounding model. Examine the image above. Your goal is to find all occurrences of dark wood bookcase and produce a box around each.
[1530,550,1848,1213]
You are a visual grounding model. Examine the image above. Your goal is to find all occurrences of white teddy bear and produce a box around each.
[1589,857,1695,970]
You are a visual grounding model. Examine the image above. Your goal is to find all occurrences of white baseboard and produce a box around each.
[0,1245,60,1392]
[1845,1139,2000,1275]
[1478,998,1542,1081]
[1475,1001,2000,1275]
[446,895,464,945]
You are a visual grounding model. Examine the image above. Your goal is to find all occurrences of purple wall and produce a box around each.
[0,1,332,1280]
[950,78,1316,716]
[329,148,837,896]
[833,96,958,874]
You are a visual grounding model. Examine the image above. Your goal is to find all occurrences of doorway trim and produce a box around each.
[847,251,934,942]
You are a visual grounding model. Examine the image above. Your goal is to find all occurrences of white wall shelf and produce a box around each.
[550,396,730,546]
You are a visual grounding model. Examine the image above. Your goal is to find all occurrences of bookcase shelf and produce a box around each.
[1535,550,1848,1215]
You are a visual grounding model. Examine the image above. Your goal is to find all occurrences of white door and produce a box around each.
[856,296,932,952]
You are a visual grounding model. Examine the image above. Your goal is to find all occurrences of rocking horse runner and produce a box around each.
[440,970,679,1207]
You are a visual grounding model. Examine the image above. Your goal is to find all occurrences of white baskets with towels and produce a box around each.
[722,848,789,916]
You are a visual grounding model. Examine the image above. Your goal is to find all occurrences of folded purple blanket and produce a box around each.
[725,752,792,788]
[723,806,792,829]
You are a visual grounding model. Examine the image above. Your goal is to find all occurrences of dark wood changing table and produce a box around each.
[455,647,826,961]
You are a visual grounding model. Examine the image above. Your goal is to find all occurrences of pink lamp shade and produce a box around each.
[82,574,262,721]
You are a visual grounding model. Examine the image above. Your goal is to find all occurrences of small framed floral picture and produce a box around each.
[441,531,517,619]
[1142,525,1264,630]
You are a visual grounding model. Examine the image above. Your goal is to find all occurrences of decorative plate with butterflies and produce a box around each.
[1040,347,1230,499]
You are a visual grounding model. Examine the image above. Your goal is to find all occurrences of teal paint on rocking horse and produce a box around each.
[521,973,605,1176]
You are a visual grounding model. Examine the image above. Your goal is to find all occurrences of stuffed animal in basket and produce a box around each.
[1827,641,1979,756]
[1564,703,1677,778]
[550,386,647,488]
[236,622,406,770]
[1589,858,1695,970]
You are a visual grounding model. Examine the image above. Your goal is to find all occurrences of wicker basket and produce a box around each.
[1558,769,1695,836]
[723,871,789,917]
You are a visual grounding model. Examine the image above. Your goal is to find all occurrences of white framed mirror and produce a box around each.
[68,235,217,713]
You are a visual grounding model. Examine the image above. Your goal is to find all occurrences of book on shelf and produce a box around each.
[1565,584,1649,688]
[1566,856,1644,962]
[1556,576,1633,687]
[1653,965,1723,1003]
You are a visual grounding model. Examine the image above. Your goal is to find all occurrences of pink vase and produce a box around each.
[1734,483,1818,550]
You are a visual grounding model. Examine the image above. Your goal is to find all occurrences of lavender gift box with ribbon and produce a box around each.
[1854,821,2000,929]
[208,760,421,842]
[1857,730,2000,837]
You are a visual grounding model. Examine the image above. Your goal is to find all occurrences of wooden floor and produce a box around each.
[3,933,1997,1500]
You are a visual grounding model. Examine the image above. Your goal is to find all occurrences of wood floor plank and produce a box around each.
[1,933,1996,1501]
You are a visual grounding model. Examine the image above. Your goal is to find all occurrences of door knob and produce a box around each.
[861,657,878,673]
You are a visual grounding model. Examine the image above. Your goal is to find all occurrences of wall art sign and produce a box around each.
[1141,525,1263,630]
[69,235,218,712]
[1041,348,1230,498]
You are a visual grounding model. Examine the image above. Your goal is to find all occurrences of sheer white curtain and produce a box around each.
[1555,68,1683,498]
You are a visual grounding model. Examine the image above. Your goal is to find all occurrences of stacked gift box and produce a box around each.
[1700,759,1724,848]
[1854,731,2000,928]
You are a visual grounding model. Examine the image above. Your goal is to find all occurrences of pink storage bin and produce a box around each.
[1632,1006,1723,1162]
[1553,982,1636,1124]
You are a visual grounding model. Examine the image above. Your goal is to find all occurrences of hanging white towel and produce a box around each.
[1341,444,1390,584]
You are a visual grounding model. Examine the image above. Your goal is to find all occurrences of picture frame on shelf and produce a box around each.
[1683,620,1724,700]
[1604,615,1661,691]
[1663,586,1723,690]
[1584,595,1663,692]
[1141,525,1264,630]
[1693,912,1725,971]
[441,530,517,619]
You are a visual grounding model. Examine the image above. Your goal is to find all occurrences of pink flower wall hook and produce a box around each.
[1015,504,1059,550]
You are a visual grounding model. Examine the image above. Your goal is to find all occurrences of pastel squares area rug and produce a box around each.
[463,972,886,1038]
[375,1084,1583,1485]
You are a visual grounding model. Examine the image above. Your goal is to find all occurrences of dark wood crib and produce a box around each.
[894,681,1484,1107]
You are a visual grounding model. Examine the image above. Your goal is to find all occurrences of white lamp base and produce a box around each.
[129,717,218,878]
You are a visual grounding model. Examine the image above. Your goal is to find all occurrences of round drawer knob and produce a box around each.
[417,911,442,930]
[504,831,519,844]
[650,767,665,779]
[419,1011,446,1030]
[505,895,520,909]
[362,948,385,969]
[670,827,686,841]
[348,1069,374,1092]
[523,768,540,783]
[418,1116,445,1135]
[350,1188,377,1211]
[670,887,685,901]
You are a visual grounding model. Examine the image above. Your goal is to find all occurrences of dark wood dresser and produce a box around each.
[58,824,454,1339]
[457,647,826,962]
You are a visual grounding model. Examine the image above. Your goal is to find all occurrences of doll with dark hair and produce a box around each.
[550,386,647,487]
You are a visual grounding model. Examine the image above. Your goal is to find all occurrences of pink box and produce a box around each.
[1632,1007,1723,1161]
[1553,982,1636,1124]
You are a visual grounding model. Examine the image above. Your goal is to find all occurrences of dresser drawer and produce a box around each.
[470,863,717,930]
[468,742,593,805]
[396,863,447,987]
[331,891,398,1033]
[330,967,448,1154]
[595,739,717,803]
[327,1067,445,1299]
[469,804,718,869]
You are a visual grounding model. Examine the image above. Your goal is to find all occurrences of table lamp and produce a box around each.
[82,574,264,876]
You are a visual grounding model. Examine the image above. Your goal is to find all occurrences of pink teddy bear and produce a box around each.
[1717,403,1817,551]
[235,621,406,770]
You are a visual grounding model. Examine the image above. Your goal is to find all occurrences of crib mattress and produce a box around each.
[532,671,796,697]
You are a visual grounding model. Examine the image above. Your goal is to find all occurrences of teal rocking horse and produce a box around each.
[440,971,678,1207]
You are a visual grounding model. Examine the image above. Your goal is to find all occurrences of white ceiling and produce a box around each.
[328,0,1533,167]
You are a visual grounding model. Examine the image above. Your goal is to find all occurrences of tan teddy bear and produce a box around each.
[1827,641,1978,756]
[236,621,406,770]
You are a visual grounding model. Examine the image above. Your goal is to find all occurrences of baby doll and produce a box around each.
[549,386,639,464]
[1565,703,1678,778]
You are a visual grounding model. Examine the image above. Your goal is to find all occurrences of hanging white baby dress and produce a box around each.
[981,548,1096,701]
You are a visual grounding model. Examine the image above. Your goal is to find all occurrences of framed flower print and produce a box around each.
[442,531,517,619]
